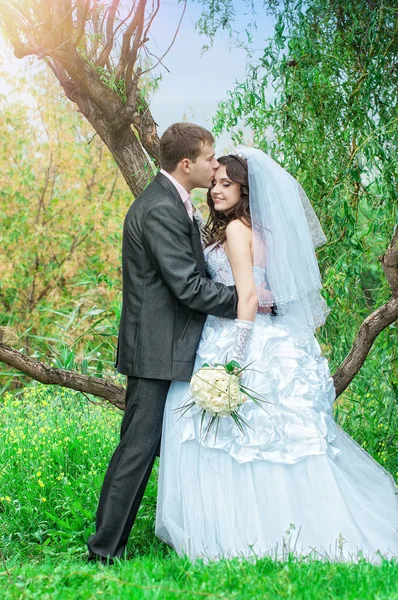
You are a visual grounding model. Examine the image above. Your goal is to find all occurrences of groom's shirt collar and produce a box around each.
[159,169,190,204]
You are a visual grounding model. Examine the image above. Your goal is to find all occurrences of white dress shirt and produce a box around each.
[160,169,193,221]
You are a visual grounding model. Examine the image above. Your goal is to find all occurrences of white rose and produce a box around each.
[189,366,244,417]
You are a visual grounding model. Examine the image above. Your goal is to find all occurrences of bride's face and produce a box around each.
[210,165,241,215]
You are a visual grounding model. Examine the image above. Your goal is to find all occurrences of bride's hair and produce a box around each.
[204,155,251,248]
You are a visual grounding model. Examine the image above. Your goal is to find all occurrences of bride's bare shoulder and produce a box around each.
[225,219,252,240]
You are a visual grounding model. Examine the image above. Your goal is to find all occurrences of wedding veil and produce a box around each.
[236,147,329,333]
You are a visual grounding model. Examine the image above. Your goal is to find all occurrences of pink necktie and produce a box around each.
[184,196,194,221]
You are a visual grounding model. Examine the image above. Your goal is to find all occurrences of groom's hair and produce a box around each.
[160,123,214,172]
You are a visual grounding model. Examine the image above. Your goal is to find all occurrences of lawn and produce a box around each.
[0,385,397,599]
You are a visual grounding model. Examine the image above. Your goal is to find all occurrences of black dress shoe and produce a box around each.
[87,553,115,565]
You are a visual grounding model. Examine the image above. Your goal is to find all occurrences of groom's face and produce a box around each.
[188,144,219,189]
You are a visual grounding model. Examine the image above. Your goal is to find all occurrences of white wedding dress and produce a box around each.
[155,243,398,562]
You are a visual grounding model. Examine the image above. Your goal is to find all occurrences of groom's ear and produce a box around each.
[180,158,191,173]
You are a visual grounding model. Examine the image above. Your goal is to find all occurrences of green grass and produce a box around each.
[2,555,398,599]
[0,384,397,599]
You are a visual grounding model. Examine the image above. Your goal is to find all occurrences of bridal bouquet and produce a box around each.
[176,361,267,439]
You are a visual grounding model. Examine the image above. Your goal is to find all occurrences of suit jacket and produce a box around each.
[116,172,238,381]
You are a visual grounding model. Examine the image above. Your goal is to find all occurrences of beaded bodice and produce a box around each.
[203,243,235,286]
[201,241,271,332]
[203,242,265,287]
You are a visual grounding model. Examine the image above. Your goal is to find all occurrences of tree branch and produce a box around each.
[0,341,125,411]
[44,58,72,98]
[96,0,121,68]
[143,0,160,41]
[125,1,147,105]
[41,0,74,51]
[333,297,398,397]
[74,0,90,50]
[89,0,101,61]
[333,227,398,397]
[140,0,186,77]
[380,225,398,297]
[114,0,144,81]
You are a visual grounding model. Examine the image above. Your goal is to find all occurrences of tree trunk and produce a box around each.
[54,55,157,198]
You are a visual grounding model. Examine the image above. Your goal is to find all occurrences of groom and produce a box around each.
[87,122,238,562]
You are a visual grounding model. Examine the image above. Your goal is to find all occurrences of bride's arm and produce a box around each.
[224,220,258,322]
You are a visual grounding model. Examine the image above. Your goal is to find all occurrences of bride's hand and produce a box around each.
[256,283,277,315]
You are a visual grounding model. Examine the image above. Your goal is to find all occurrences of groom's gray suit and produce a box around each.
[88,172,237,559]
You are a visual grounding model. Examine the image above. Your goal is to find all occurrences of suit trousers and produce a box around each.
[87,376,171,558]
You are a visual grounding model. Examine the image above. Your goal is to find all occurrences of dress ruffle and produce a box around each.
[177,313,338,465]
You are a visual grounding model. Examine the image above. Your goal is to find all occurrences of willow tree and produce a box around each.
[203,0,398,395]
[0,0,397,409]
[0,0,178,196]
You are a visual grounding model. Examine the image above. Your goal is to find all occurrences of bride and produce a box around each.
[155,147,398,562]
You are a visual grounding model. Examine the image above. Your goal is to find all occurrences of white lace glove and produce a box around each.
[229,319,254,367]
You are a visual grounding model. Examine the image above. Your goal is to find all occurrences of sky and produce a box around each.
[0,1,275,153]
[148,1,275,151]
